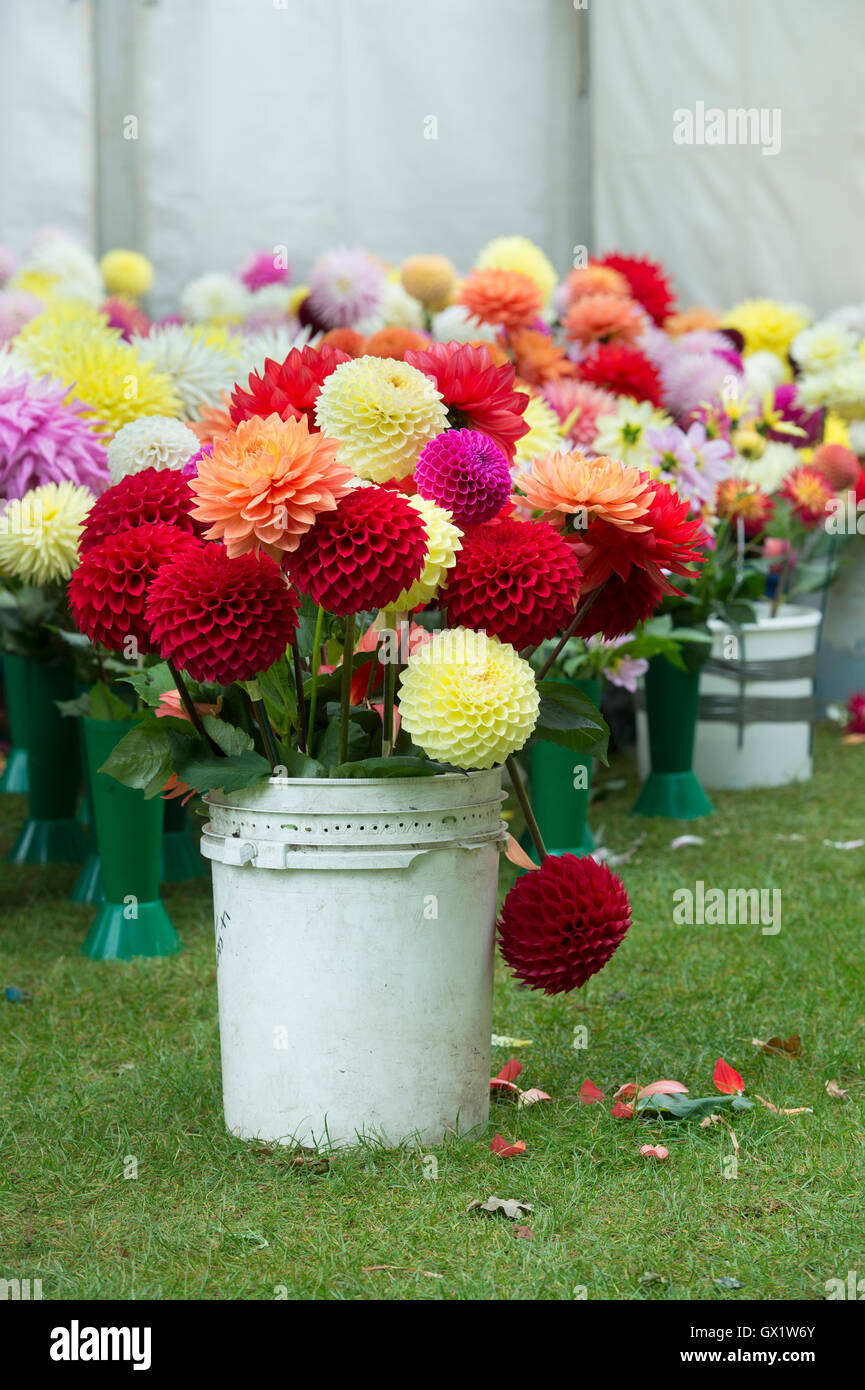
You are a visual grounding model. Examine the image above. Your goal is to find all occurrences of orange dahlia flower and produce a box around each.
[509,328,575,386]
[192,391,233,446]
[458,267,543,332]
[363,326,428,360]
[664,305,721,337]
[563,263,630,306]
[319,327,366,358]
[189,412,355,558]
[515,450,654,533]
[564,293,644,346]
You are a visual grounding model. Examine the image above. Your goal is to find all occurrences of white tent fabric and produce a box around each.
[1,0,863,318]
[592,0,865,315]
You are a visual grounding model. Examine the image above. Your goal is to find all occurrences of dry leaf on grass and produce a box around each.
[513,1225,533,1240]
[362,1264,443,1278]
[751,1034,801,1057]
[825,1079,850,1100]
[466,1196,533,1220]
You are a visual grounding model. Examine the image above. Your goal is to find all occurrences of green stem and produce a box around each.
[505,754,546,861]
[534,582,607,680]
[167,660,224,757]
[250,697,277,772]
[291,638,308,754]
[306,605,325,753]
[338,612,356,766]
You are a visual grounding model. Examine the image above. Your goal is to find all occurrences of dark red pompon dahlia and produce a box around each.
[597,252,675,325]
[146,546,299,684]
[441,517,581,650]
[575,342,664,408]
[79,466,202,553]
[69,522,201,655]
[575,569,663,639]
[498,853,632,994]
[285,485,427,614]
[230,343,350,429]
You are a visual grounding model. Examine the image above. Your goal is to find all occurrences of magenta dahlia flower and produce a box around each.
[238,249,290,292]
[0,372,109,498]
[414,428,511,526]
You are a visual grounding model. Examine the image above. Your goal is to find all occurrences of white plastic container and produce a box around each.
[200,770,507,1149]
[692,603,821,789]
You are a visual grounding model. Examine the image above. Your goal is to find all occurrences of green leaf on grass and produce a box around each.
[635,1092,755,1121]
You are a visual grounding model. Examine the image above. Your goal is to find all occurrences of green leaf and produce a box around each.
[634,1092,755,1122]
[170,739,272,795]
[274,746,325,778]
[88,680,137,722]
[119,662,178,707]
[314,714,372,767]
[532,680,610,764]
[56,692,95,719]
[330,756,438,779]
[99,721,175,798]
[201,716,254,757]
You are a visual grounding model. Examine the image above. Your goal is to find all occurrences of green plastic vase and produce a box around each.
[631,656,714,819]
[527,677,601,861]
[69,719,103,904]
[7,654,87,864]
[79,718,181,961]
[161,795,207,882]
[0,655,30,794]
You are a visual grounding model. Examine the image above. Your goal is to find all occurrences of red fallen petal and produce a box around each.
[611,1101,634,1118]
[580,1079,607,1105]
[613,1082,637,1101]
[638,1079,689,1099]
[489,1079,521,1093]
[713,1056,745,1095]
[490,1133,527,1158]
[639,1144,669,1160]
[495,1059,523,1084]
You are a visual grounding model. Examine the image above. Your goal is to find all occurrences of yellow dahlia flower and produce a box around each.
[287,285,310,317]
[400,254,458,310]
[315,356,449,483]
[386,495,462,610]
[100,249,154,299]
[475,235,557,306]
[0,482,93,584]
[17,314,182,435]
[513,393,568,469]
[723,298,810,357]
[398,627,539,770]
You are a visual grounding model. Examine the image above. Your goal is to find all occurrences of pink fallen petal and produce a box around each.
[505,835,538,871]
[639,1145,669,1160]
[613,1082,637,1101]
[580,1079,607,1105]
[491,1058,523,1093]
[638,1080,689,1099]
[518,1088,552,1107]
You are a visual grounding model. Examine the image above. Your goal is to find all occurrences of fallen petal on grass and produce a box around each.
[580,1079,607,1104]
[518,1087,552,1108]
[714,1056,745,1095]
[639,1144,669,1159]
[825,1079,850,1100]
[491,1133,527,1158]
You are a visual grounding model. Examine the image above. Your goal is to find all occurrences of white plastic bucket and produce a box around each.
[200,770,507,1148]
[691,603,821,789]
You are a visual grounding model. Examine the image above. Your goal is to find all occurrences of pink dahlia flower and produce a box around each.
[0,372,109,497]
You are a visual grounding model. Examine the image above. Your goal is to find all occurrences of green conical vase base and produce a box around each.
[631,769,714,820]
[81,899,181,962]
[9,817,88,865]
[69,853,104,905]
[0,747,29,794]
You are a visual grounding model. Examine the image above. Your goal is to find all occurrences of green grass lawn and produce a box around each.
[1,725,864,1301]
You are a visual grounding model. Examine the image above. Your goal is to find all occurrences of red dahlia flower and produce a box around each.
[782,465,835,528]
[285,485,428,614]
[230,343,351,429]
[575,342,664,408]
[147,546,299,684]
[574,568,664,639]
[69,522,201,655]
[576,475,706,595]
[498,853,632,994]
[597,252,676,325]
[405,342,530,462]
[441,517,581,650]
[79,466,202,553]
